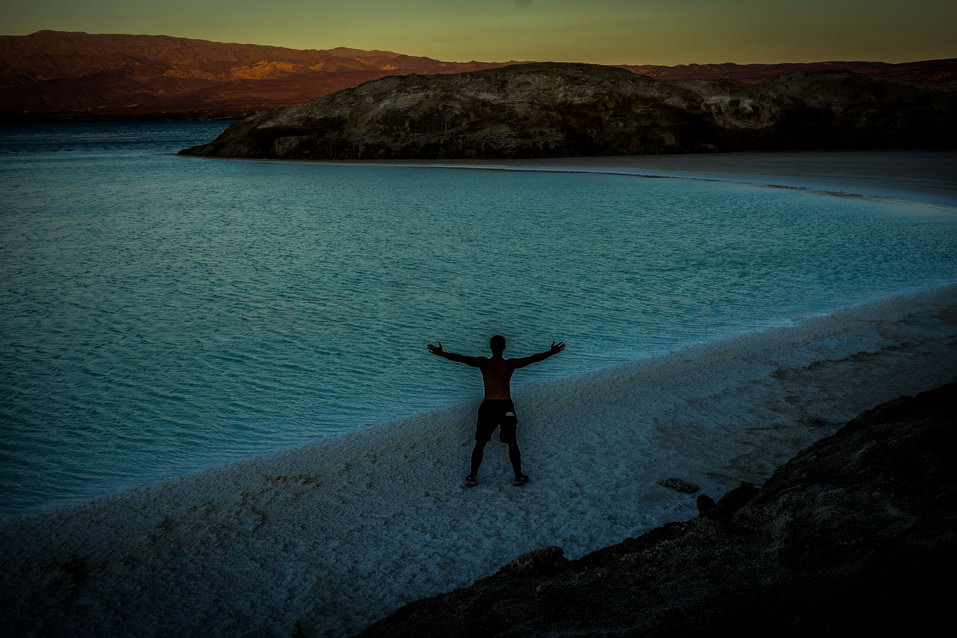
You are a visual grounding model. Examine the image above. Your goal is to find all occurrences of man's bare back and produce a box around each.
[427,335,565,486]
[479,355,514,399]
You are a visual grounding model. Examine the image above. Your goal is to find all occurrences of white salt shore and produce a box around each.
[2,154,957,637]
[284,150,957,209]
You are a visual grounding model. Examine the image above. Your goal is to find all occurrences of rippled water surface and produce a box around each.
[1,122,956,516]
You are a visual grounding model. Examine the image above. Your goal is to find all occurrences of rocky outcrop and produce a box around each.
[181,62,957,159]
[351,383,957,637]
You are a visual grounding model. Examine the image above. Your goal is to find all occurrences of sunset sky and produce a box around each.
[3,0,956,64]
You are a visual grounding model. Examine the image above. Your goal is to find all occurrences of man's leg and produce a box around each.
[506,442,523,479]
[469,440,488,479]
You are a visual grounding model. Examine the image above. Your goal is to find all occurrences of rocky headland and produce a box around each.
[179,62,957,160]
[349,382,956,637]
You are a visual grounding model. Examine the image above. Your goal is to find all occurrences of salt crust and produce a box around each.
[256,150,957,209]
[1,282,955,637]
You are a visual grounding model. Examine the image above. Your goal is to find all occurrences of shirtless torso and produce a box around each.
[479,356,515,399]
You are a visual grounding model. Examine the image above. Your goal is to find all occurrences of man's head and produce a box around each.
[489,334,506,354]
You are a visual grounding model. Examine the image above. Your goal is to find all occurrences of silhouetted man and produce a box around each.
[427,335,565,487]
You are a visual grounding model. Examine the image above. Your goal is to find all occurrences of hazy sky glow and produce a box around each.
[2,0,955,64]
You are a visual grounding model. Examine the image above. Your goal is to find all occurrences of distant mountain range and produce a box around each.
[1,31,955,121]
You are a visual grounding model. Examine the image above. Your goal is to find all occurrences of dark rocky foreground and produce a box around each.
[346,383,956,637]
[181,62,957,160]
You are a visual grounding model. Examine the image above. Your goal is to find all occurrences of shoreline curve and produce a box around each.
[171,149,957,210]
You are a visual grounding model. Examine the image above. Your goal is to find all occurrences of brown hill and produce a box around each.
[0,30,516,119]
[180,62,957,160]
[1,30,954,120]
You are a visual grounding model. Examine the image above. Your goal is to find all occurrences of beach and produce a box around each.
[313,149,957,208]
[1,152,956,637]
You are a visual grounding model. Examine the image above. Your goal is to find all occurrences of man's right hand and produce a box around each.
[549,341,566,355]
[427,342,444,355]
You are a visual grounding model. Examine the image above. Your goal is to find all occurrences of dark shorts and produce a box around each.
[475,399,518,444]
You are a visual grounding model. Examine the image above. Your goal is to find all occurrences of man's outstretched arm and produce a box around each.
[510,341,566,369]
[427,342,485,367]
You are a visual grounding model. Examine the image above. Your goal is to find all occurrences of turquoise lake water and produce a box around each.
[1,121,956,517]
